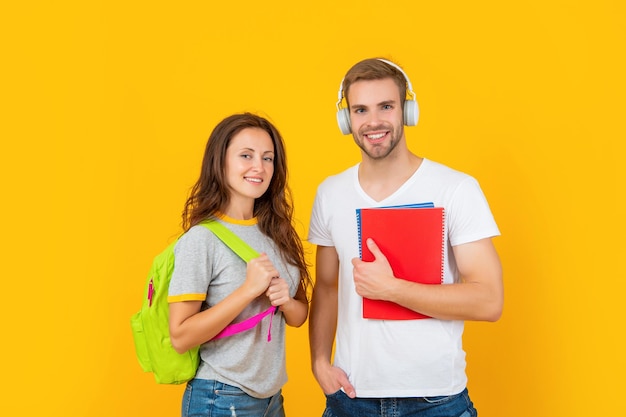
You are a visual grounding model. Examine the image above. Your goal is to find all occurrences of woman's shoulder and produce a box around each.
[174,224,217,253]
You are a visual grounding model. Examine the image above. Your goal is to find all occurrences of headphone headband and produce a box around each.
[376,59,415,95]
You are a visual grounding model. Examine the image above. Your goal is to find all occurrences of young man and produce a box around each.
[308,58,503,417]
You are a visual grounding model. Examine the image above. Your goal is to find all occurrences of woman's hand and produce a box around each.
[266,277,291,307]
[242,253,278,297]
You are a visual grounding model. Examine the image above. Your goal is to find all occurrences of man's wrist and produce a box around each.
[311,356,331,373]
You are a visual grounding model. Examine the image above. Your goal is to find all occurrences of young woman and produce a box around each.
[168,113,311,417]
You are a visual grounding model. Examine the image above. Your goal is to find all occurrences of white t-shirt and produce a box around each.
[308,159,500,398]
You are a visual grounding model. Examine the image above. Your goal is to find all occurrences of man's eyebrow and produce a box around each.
[350,99,397,109]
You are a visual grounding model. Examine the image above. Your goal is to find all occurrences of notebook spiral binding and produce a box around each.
[356,209,362,259]
[440,208,446,284]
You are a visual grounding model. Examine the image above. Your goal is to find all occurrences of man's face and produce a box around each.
[347,78,405,160]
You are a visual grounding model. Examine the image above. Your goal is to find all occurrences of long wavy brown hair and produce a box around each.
[182,112,311,296]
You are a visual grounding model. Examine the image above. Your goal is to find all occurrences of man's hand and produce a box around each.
[352,238,396,301]
[313,362,356,398]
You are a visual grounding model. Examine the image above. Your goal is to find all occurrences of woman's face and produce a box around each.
[224,127,275,208]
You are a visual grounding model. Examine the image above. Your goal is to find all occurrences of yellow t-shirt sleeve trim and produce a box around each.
[168,293,206,303]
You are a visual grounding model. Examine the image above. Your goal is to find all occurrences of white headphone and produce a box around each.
[335,59,419,135]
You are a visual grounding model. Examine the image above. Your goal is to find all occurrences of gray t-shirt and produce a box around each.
[169,218,300,398]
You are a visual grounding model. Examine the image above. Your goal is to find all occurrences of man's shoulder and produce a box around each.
[422,158,474,183]
[317,164,358,190]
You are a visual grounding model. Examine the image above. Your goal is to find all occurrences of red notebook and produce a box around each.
[357,206,445,320]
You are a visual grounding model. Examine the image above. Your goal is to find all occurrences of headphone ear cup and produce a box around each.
[404,99,419,126]
[337,108,352,135]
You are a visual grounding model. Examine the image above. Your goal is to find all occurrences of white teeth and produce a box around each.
[246,177,262,183]
[368,133,385,139]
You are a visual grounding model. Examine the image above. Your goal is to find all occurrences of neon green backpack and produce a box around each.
[130,220,259,384]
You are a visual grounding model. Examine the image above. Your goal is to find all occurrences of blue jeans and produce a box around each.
[182,379,285,417]
[322,388,477,417]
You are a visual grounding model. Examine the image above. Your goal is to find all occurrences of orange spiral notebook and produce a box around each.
[356,206,445,320]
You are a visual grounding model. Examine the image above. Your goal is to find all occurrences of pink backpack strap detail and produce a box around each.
[211,306,278,341]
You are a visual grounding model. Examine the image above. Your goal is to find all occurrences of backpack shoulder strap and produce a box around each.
[199,219,276,342]
[200,220,259,262]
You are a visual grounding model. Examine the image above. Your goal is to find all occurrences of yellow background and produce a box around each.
[2,1,625,416]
